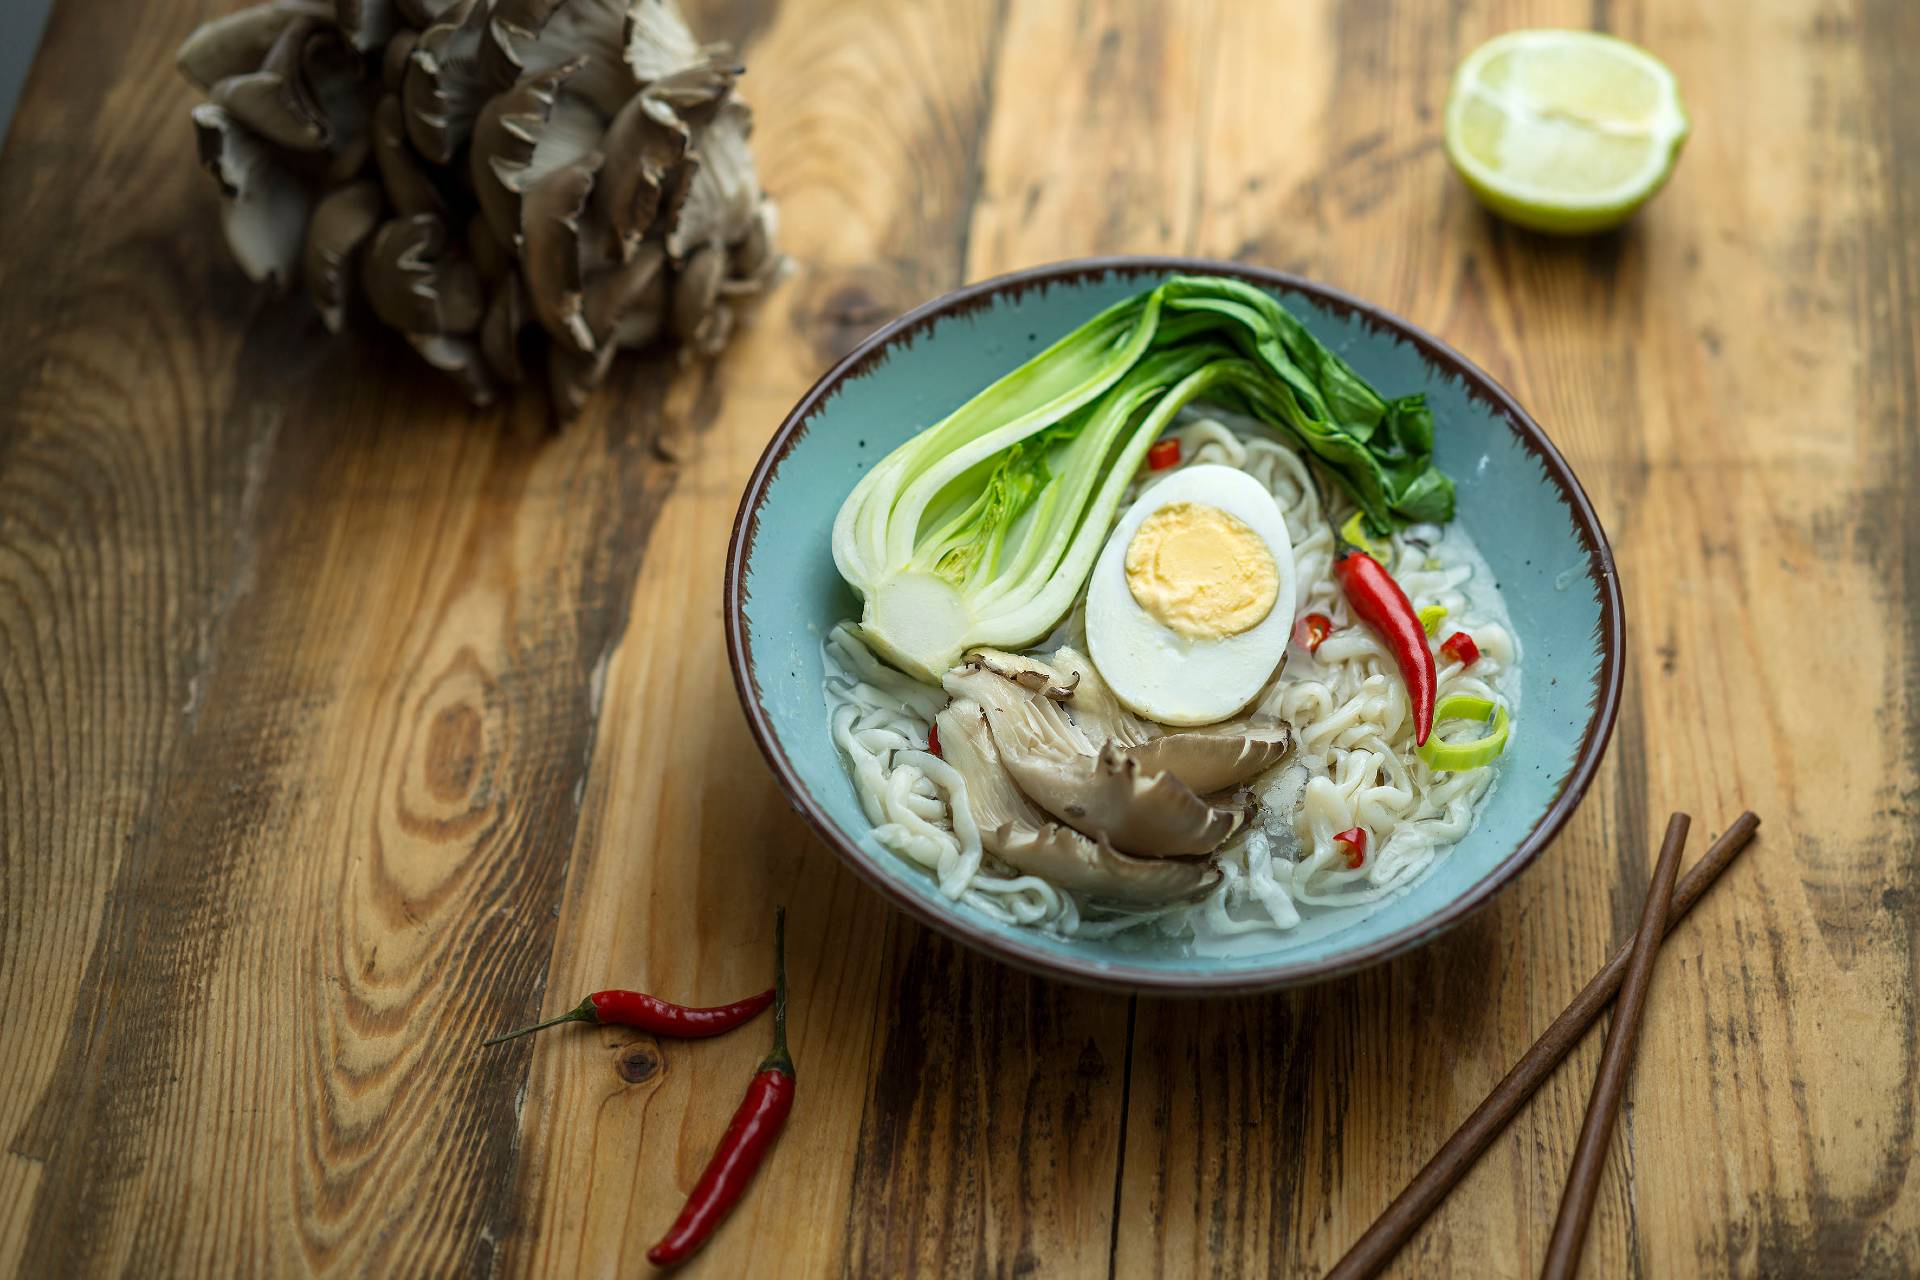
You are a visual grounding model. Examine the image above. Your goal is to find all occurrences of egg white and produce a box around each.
[1086,464,1298,726]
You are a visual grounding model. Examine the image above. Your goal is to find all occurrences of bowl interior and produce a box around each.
[731,261,1618,991]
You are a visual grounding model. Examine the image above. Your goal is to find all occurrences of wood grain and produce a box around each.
[1,0,1916,1276]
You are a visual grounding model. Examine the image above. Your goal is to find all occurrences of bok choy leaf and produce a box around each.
[831,276,1455,680]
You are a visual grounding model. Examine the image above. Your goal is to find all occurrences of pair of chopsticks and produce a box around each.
[1328,810,1762,1280]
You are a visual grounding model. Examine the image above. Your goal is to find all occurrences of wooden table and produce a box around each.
[3,0,1914,1275]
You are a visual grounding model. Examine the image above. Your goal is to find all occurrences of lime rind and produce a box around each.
[1444,29,1690,234]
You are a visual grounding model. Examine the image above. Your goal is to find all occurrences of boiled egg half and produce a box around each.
[1087,464,1297,725]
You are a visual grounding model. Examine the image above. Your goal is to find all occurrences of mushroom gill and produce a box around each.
[934,700,1217,906]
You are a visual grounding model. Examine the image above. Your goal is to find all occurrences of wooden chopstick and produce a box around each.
[1539,812,1690,1279]
[1325,810,1761,1280]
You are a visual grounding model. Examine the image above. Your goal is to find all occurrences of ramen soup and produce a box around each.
[824,279,1516,946]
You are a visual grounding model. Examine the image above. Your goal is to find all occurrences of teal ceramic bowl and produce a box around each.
[726,257,1622,993]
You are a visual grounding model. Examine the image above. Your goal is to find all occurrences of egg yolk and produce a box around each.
[1123,501,1279,639]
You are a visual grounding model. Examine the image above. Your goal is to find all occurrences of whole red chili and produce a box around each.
[1334,826,1368,869]
[1440,630,1481,668]
[648,908,795,1268]
[481,987,773,1047]
[1294,612,1334,654]
[1333,544,1437,745]
[1146,438,1181,470]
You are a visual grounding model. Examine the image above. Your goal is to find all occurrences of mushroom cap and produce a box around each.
[381,27,419,93]
[519,151,603,351]
[176,0,333,93]
[372,93,447,218]
[480,271,536,384]
[360,212,485,333]
[1123,724,1293,798]
[192,102,312,287]
[337,0,399,53]
[960,648,1081,701]
[402,0,500,164]
[547,336,618,418]
[935,700,1217,906]
[583,240,665,348]
[664,97,759,259]
[304,178,385,331]
[593,88,687,260]
[468,60,590,251]
[209,14,359,152]
[1049,645,1294,793]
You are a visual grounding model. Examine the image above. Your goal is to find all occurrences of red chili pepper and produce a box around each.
[927,721,942,758]
[481,987,773,1047]
[1334,827,1367,869]
[1147,438,1181,470]
[1333,546,1437,745]
[1294,611,1333,654]
[1440,631,1480,668]
[649,909,795,1268]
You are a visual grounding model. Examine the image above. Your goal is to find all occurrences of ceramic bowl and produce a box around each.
[725,257,1622,993]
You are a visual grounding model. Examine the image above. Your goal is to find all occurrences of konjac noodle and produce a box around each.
[823,278,1516,948]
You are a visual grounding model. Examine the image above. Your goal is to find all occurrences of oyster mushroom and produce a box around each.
[483,0,658,114]
[946,660,1263,857]
[176,0,332,93]
[961,649,1080,700]
[403,0,499,164]
[593,89,687,259]
[547,337,618,417]
[481,271,536,383]
[395,0,463,28]
[381,28,418,92]
[360,213,485,333]
[583,241,665,348]
[211,13,369,154]
[468,61,596,251]
[935,700,1217,906]
[337,0,398,53]
[664,98,759,259]
[304,179,384,331]
[191,103,312,286]
[520,152,603,351]
[1048,646,1295,793]
[372,93,446,217]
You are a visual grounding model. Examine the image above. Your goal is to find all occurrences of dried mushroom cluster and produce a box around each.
[177,0,784,416]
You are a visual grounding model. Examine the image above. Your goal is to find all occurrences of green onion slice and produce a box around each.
[1417,604,1448,635]
[1417,694,1511,770]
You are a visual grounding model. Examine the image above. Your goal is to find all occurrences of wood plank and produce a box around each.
[0,0,1914,1275]
[492,2,1139,1276]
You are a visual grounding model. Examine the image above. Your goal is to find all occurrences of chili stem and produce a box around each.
[480,997,598,1047]
[762,907,793,1077]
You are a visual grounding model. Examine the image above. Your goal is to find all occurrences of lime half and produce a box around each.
[1445,29,1689,234]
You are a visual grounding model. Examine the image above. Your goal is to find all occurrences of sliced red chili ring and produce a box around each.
[1440,631,1481,667]
[927,721,942,758]
[1294,612,1334,654]
[1334,827,1367,869]
[1146,438,1181,470]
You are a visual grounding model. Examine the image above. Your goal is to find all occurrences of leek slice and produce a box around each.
[1417,694,1511,770]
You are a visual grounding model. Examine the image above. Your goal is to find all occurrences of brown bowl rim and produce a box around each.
[723,255,1624,995]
